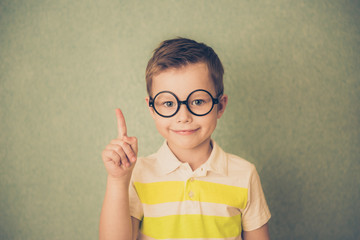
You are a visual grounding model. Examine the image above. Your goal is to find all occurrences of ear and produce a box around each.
[145,96,156,119]
[216,94,228,119]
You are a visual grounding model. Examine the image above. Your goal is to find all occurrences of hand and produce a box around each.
[102,109,138,180]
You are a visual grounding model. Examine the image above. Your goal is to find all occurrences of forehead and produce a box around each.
[151,62,215,98]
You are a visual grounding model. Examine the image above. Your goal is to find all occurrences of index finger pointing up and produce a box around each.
[115,108,127,138]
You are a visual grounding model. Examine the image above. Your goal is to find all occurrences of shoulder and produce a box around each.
[213,141,254,170]
[227,153,256,181]
[211,141,257,177]
[226,152,255,170]
[212,142,258,182]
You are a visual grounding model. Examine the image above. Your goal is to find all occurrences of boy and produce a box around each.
[100,38,271,240]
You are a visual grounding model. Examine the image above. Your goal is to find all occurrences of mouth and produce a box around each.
[172,128,199,135]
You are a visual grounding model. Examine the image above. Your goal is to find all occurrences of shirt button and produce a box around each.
[188,191,194,198]
[190,177,195,182]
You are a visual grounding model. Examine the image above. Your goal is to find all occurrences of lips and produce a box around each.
[172,128,199,135]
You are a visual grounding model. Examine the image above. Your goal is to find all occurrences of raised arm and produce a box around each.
[99,109,139,240]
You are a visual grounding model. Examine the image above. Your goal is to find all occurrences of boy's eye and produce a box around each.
[191,99,205,106]
[163,101,175,107]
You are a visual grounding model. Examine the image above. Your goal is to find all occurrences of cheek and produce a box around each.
[154,117,170,131]
[209,119,218,131]
[200,114,218,130]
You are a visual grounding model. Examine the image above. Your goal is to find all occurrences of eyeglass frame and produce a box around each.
[148,89,220,118]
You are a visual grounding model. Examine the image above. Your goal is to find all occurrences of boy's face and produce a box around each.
[146,62,228,152]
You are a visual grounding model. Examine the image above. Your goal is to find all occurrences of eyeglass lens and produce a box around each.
[153,90,215,117]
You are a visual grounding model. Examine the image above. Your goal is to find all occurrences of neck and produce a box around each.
[168,138,213,171]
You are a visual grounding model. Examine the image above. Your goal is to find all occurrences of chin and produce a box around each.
[169,136,211,150]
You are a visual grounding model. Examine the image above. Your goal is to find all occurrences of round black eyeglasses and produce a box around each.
[148,89,219,118]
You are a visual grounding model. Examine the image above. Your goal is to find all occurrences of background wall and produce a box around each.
[1,0,359,239]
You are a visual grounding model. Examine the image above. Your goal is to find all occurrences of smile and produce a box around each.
[172,128,199,135]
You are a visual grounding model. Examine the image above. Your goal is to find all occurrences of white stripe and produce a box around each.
[142,201,241,218]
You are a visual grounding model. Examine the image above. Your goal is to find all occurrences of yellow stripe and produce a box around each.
[134,181,185,204]
[134,180,248,209]
[186,180,248,209]
[141,214,242,239]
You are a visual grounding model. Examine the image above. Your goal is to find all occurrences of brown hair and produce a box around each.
[145,37,224,97]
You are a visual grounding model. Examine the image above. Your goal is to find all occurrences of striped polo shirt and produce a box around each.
[129,140,271,240]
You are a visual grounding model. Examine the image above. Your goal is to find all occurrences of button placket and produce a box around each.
[188,190,194,199]
[186,176,196,200]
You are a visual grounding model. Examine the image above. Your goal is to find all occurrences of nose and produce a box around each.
[175,103,192,123]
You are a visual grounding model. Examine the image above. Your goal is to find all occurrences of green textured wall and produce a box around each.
[1,0,359,239]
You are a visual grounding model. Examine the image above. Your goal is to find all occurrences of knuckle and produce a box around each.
[101,152,106,160]
[115,145,123,153]
[128,151,135,158]
[117,149,126,158]
[110,150,118,159]
[117,140,125,147]
[120,142,130,151]
[103,150,112,157]
[128,136,137,142]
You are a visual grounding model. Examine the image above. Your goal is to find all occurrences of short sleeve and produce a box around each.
[241,165,271,231]
[129,178,143,221]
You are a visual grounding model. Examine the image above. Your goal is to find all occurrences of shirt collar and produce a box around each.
[156,141,182,175]
[201,140,228,176]
[156,140,228,176]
